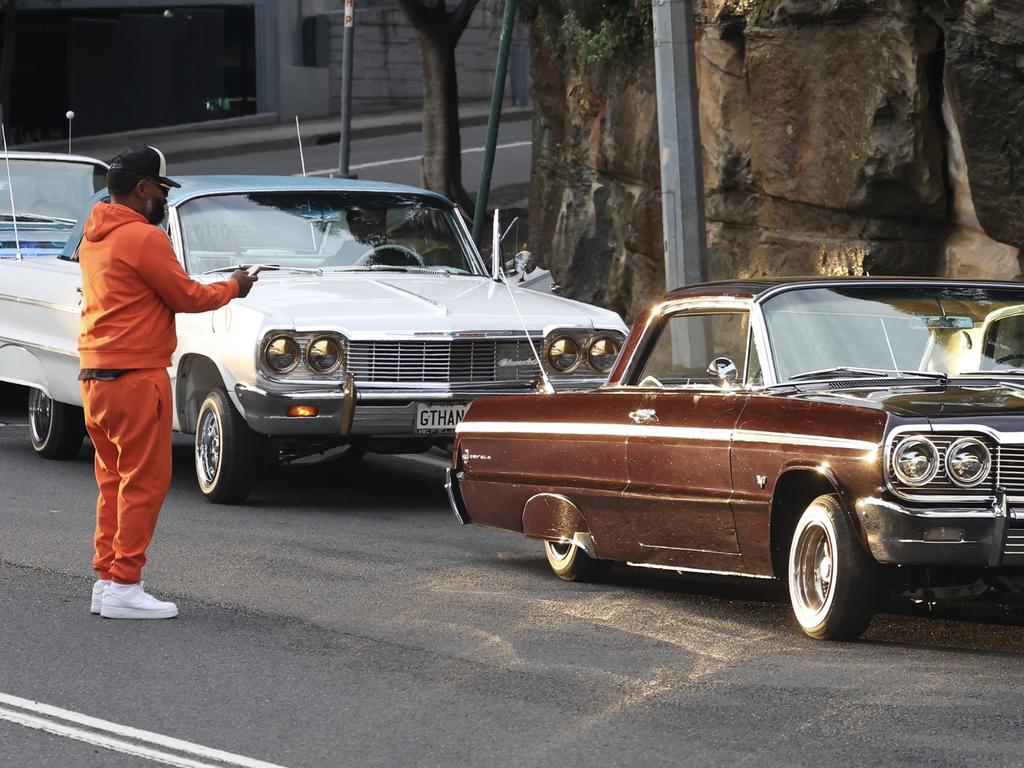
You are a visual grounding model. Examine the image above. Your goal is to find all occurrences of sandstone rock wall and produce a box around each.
[526,0,1024,320]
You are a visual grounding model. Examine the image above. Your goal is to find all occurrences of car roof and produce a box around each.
[664,276,1024,302]
[0,151,108,167]
[167,175,456,207]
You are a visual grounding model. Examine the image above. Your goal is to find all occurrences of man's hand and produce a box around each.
[230,269,258,298]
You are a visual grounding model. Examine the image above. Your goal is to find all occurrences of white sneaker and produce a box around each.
[90,579,111,615]
[99,582,178,619]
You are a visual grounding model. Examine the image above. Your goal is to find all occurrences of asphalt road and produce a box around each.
[172,119,533,204]
[2,395,1024,768]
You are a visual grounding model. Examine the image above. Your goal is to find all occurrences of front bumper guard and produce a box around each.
[445,468,470,525]
[855,490,1019,568]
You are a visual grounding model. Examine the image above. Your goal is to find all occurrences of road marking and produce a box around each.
[0,693,288,768]
[305,140,532,177]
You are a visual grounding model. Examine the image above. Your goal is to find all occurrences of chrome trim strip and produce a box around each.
[456,420,877,451]
[0,293,78,313]
[368,279,448,315]
[0,336,78,359]
[639,542,735,555]
[626,561,773,580]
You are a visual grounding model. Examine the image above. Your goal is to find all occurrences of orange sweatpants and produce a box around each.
[80,368,173,585]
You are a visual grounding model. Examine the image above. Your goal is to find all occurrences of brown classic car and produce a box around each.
[446,278,1024,640]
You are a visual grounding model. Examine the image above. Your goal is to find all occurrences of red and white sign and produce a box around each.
[344,0,354,28]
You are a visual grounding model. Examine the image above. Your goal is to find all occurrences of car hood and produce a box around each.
[796,383,1024,420]
[216,271,627,335]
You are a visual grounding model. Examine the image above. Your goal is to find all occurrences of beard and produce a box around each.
[144,196,167,226]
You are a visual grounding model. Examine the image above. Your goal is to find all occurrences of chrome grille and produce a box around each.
[1005,521,1024,558]
[346,339,541,384]
[997,445,1024,497]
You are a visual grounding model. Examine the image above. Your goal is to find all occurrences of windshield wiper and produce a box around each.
[200,264,323,276]
[327,265,410,273]
[787,367,948,382]
[0,212,76,224]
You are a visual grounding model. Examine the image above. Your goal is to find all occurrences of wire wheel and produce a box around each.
[27,387,52,445]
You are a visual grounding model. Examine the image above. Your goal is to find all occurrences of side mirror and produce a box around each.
[513,250,536,276]
[706,357,738,387]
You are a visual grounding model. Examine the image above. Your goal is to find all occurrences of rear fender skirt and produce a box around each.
[522,493,597,557]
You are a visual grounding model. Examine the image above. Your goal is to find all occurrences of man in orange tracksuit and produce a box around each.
[78,145,257,619]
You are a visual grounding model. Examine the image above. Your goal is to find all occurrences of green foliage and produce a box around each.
[538,1,652,67]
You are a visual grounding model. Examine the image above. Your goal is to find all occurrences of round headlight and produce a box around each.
[265,335,300,374]
[587,336,621,373]
[945,437,991,487]
[307,336,343,375]
[547,336,581,373]
[892,436,939,486]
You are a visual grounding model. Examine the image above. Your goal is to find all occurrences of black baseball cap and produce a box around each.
[108,145,181,188]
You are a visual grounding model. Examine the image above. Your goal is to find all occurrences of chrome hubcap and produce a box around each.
[547,541,572,561]
[794,523,833,616]
[28,388,51,443]
[196,406,222,487]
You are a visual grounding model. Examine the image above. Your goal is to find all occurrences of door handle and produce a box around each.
[629,408,658,424]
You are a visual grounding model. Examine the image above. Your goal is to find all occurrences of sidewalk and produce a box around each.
[16,101,532,165]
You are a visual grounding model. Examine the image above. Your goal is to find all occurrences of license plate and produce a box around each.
[415,403,467,434]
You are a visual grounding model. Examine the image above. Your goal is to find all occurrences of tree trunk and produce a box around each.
[0,1,15,130]
[419,32,473,214]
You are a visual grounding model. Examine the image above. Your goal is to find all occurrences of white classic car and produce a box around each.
[0,176,628,503]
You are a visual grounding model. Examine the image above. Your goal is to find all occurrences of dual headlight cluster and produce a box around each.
[545,334,622,375]
[262,333,346,377]
[891,435,992,488]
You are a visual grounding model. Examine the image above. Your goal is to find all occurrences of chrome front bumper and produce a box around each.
[233,379,549,437]
[855,492,1024,567]
[445,468,470,525]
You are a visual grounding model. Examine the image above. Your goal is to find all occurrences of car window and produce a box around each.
[983,313,1024,368]
[633,311,750,388]
[177,191,481,275]
[0,159,105,221]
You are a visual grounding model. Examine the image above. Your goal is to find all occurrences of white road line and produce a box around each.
[0,693,288,768]
[305,139,532,177]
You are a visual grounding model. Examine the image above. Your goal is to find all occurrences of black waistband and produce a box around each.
[78,369,129,381]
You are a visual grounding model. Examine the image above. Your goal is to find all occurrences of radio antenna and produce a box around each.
[491,210,555,394]
[1,123,22,260]
[295,116,307,177]
[66,110,75,154]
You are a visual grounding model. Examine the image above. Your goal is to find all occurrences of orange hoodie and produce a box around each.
[77,202,239,369]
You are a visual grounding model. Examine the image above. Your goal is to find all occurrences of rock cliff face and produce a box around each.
[525,0,1024,320]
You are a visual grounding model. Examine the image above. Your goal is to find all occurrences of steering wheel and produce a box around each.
[996,353,1024,365]
[354,243,424,267]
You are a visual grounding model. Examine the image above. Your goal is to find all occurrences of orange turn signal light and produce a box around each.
[287,405,319,418]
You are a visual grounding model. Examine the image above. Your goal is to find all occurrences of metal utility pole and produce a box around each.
[337,0,356,177]
[651,0,707,290]
[471,0,517,245]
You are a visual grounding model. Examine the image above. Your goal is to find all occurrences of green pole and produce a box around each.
[471,0,518,245]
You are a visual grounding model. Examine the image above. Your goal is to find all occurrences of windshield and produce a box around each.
[176,191,482,276]
[0,159,106,222]
[762,285,1024,381]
